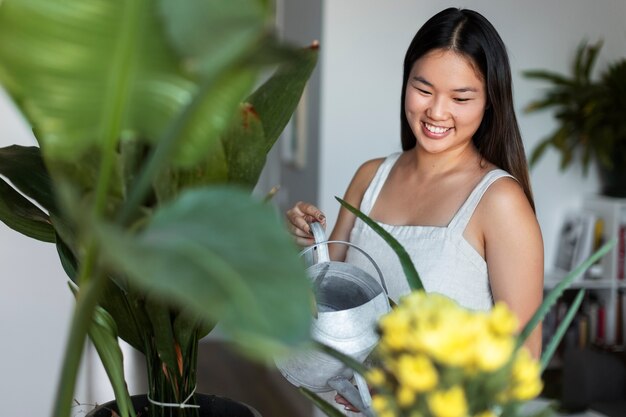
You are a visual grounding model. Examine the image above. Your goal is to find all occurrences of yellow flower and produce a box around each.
[475,335,515,372]
[488,302,519,336]
[397,354,438,392]
[366,368,386,386]
[397,385,416,408]
[372,394,393,416]
[509,348,543,400]
[379,309,412,350]
[371,394,387,410]
[427,386,468,417]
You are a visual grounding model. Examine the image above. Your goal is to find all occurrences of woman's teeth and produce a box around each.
[424,122,451,134]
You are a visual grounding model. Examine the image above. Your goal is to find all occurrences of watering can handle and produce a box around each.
[300,223,389,296]
[309,221,330,263]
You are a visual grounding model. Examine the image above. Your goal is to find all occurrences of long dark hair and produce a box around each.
[400,8,535,211]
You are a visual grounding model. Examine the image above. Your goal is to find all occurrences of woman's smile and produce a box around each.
[422,121,454,139]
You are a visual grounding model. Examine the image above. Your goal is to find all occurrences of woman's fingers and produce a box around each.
[285,202,326,246]
[334,394,359,412]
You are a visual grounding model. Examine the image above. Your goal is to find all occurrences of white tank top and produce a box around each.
[344,152,514,311]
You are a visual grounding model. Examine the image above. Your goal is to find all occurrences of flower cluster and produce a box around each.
[366,291,542,417]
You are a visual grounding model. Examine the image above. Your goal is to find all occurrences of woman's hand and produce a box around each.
[285,201,326,246]
[334,393,359,412]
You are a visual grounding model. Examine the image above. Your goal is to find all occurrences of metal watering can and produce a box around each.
[276,222,390,416]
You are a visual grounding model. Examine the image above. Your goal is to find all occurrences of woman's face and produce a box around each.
[405,49,487,155]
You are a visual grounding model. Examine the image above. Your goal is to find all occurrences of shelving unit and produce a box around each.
[545,195,626,347]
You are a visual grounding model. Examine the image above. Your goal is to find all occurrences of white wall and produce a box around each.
[0,87,146,415]
[0,87,88,415]
[319,0,626,268]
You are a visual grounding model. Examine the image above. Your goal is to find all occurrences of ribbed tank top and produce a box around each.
[344,152,514,310]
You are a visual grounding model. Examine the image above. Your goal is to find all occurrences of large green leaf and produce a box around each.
[158,0,271,77]
[221,45,319,188]
[0,0,267,169]
[248,44,319,153]
[95,186,311,354]
[0,177,55,242]
[0,145,56,212]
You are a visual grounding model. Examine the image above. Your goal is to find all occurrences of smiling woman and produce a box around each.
[285,7,544,415]
[404,49,487,154]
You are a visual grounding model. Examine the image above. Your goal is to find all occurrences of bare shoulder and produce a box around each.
[348,157,386,194]
[479,175,533,218]
[475,174,540,244]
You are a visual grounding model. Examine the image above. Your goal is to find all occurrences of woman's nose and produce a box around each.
[426,96,448,120]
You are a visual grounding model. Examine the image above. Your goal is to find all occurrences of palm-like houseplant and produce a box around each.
[524,41,626,197]
[0,1,317,416]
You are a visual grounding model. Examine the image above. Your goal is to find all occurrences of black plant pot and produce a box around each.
[86,394,262,417]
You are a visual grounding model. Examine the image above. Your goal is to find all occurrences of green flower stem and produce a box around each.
[52,270,108,417]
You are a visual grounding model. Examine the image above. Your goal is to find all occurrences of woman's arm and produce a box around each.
[327,158,385,261]
[478,177,545,358]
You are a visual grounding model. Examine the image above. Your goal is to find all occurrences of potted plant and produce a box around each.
[524,41,626,197]
[0,1,317,416]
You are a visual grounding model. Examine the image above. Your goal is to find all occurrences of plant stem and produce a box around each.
[52,270,108,417]
[53,0,147,414]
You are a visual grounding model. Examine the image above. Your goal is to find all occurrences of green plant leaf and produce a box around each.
[89,308,136,417]
[247,44,319,152]
[299,387,347,417]
[0,177,55,242]
[517,239,615,347]
[522,70,576,87]
[223,103,267,187]
[157,0,270,78]
[95,186,311,355]
[529,139,553,167]
[0,1,265,170]
[540,289,585,372]
[0,145,56,212]
[314,341,370,376]
[336,196,424,291]
[577,40,603,82]
[219,44,319,189]
[145,296,179,375]
[99,279,149,354]
[68,283,136,417]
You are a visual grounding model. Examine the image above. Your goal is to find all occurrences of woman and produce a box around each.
[287,7,544,413]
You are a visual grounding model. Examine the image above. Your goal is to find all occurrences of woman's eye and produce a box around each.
[454,97,470,102]
[416,88,431,95]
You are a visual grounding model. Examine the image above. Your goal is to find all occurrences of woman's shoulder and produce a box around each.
[346,153,400,199]
[478,171,535,223]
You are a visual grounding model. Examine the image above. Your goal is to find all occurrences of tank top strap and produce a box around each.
[360,152,402,215]
[448,169,515,233]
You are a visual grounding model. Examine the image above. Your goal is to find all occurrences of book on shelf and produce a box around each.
[582,196,626,282]
[553,210,599,278]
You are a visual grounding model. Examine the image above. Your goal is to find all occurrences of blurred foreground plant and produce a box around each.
[0,1,317,416]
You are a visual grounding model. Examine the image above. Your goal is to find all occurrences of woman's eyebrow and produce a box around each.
[412,76,432,86]
[412,76,477,93]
